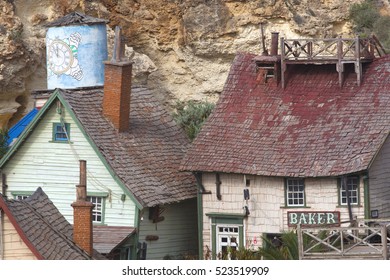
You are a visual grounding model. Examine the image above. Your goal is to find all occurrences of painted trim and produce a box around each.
[196,173,204,260]
[0,197,44,259]
[52,122,70,142]
[11,191,34,198]
[133,208,140,260]
[363,174,370,219]
[87,191,109,197]
[207,213,245,259]
[211,223,217,260]
[206,212,246,219]
[0,89,143,210]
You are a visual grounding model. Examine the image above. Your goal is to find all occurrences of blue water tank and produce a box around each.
[45,12,108,89]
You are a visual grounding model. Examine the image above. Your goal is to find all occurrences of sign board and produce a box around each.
[288,211,340,227]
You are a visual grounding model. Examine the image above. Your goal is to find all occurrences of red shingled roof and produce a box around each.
[181,53,390,177]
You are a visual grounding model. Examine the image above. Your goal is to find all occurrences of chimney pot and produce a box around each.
[72,160,94,257]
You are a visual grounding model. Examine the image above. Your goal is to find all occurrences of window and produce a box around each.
[12,192,33,200]
[87,196,104,223]
[218,226,239,258]
[286,178,305,207]
[53,123,70,142]
[206,213,245,260]
[15,195,30,200]
[340,176,359,205]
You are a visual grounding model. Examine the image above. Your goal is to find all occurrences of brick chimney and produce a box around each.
[102,26,132,132]
[71,160,94,256]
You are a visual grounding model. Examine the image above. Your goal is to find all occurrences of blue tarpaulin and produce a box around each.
[7,108,39,146]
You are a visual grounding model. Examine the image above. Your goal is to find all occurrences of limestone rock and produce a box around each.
[0,0,388,128]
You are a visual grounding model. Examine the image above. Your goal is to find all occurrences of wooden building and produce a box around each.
[0,13,197,260]
[180,36,390,259]
[0,186,105,260]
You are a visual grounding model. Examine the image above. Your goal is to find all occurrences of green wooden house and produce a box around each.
[0,60,198,259]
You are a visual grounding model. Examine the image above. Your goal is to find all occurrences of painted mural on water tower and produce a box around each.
[45,12,108,89]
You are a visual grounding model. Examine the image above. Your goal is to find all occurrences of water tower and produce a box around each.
[45,12,108,89]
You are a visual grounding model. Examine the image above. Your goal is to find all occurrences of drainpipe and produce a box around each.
[0,210,3,259]
[342,176,354,223]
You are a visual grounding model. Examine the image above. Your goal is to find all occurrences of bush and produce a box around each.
[0,129,9,159]
[173,100,215,141]
[373,16,390,52]
[349,0,379,35]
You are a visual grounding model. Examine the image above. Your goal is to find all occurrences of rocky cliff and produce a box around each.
[1,0,389,127]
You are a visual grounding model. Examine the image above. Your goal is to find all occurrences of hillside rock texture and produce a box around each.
[1,0,389,127]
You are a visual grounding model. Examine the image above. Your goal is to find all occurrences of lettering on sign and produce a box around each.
[287,211,340,227]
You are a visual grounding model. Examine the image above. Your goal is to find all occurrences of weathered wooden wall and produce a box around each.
[369,135,390,219]
[201,172,365,255]
[3,105,137,226]
[1,214,37,260]
[138,198,198,260]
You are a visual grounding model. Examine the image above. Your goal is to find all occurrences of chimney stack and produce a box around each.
[102,26,132,133]
[71,160,94,256]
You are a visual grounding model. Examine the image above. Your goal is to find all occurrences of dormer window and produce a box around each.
[53,123,70,142]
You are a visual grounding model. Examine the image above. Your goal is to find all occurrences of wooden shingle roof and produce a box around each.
[58,86,197,207]
[0,188,103,260]
[181,53,390,177]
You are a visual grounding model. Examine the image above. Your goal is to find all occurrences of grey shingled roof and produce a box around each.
[181,53,390,177]
[58,86,197,207]
[45,12,108,27]
[1,188,104,260]
[93,226,135,254]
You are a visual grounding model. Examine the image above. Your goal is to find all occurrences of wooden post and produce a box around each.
[307,40,312,59]
[297,224,304,260]
[355,36,362,86]
[281,37,286,89]
[381,226,388,260]
[337,37,344,88]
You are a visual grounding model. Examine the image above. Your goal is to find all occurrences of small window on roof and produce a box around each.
[53,123,70,142]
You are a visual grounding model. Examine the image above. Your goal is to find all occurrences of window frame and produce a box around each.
[285,178,306,207]
[86,192,108,224]
[338,176,360,206]
[12,191,34,200]
[52,122,70,142]
[206,213,245,260]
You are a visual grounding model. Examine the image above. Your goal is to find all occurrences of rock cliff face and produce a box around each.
[0,0,388,127]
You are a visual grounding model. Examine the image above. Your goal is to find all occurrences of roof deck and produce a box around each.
[281,36,386,88]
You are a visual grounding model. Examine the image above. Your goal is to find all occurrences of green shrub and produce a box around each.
[349,0,379,35]
[0,129,9,159]
[173,100,215,141]
[373,16,390,52]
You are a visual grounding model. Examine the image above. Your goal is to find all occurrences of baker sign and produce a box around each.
[288,211,340,227]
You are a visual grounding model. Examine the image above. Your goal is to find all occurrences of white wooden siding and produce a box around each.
[1,214,37,260]
[138,199,198,260]
[369,135,390,218]
[3,105,137,226]
[201,173,365,252]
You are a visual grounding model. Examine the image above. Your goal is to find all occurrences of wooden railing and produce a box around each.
[297,221,390,260]
[281,37,382,62]
[280,35,386,88]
